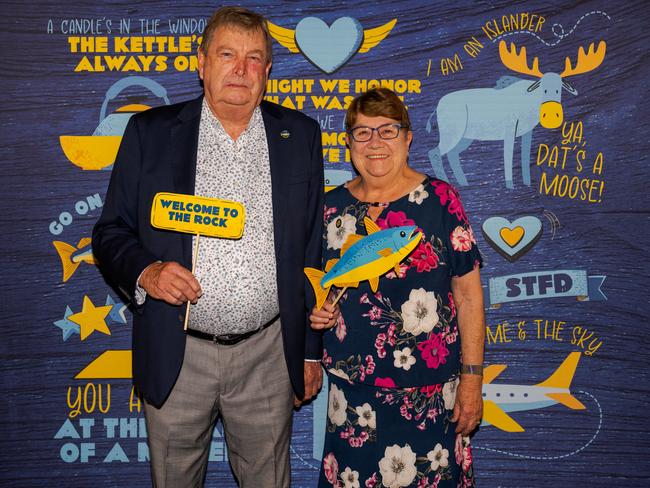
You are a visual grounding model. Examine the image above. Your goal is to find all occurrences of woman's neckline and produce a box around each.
[345,174,430,206]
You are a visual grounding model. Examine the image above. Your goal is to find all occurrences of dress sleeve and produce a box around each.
[430,180,483,277]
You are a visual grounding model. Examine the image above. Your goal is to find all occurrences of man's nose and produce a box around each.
[233,57,246,76]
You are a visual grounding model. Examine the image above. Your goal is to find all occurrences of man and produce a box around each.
[93,7,328,487]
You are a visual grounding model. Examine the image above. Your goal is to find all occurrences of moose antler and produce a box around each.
[499,41,543,78]
[560,41,606,78]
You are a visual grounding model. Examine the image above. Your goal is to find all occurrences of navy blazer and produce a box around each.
[93,96,324,408]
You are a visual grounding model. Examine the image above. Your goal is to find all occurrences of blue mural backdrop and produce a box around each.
[1,0,649,486]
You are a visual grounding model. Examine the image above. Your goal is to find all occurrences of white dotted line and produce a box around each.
[290,445,320,470]
[491,11,611,46]
[473,391,602,460]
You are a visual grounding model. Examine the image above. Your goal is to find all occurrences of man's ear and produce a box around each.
[197,50,205,81]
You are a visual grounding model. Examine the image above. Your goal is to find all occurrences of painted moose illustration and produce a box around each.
[426,40,606,188]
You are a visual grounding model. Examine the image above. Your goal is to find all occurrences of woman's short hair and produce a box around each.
[200,7,273,64]
[345,88,411,131]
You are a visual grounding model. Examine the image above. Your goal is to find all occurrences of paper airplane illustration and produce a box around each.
[75,350,132,379]
[481,352,586,432]
[305,217,422,309]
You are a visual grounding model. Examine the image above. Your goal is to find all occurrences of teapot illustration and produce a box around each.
[59,76,170,170]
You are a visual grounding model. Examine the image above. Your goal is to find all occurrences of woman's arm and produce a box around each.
[450,267,486,435]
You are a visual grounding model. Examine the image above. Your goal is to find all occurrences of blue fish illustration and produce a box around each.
[305,218,422,309]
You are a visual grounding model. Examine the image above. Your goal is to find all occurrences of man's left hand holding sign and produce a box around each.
[139,261,202,306]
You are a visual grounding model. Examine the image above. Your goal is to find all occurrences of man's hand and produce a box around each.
[451,374,483,435]
[294,361,323,407]
[140,262,202,306]
[309,295,340,330]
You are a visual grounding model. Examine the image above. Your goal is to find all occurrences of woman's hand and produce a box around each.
[451,374,484,435]
[310,295,340,330]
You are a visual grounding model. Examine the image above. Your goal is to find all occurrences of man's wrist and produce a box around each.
[134,261,160,305]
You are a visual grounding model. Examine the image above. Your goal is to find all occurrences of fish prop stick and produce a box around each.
[150,192,245,329]
[305,217,422,310]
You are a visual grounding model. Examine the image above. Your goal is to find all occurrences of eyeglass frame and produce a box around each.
[347,123,410,142]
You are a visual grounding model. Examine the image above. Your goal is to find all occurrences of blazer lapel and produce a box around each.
[261,102,290,257]
[170,96,202,267]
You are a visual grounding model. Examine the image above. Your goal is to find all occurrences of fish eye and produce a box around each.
[336,219,342,228]
[400,231,406,237]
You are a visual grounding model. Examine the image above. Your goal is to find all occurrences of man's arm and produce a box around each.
[298,119,325,405]
[449,267,485,435]
[303,118,325,360]
[92,116,200,306]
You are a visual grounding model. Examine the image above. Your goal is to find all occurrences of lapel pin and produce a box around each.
[280,129,290,139]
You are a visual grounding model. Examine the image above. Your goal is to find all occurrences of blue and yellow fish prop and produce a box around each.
[305,218,422,309]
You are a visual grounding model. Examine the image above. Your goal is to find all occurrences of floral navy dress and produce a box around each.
[318,176,482,488]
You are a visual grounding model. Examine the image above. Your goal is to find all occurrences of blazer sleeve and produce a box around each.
[303,119,325,360]
[92,115,159,304]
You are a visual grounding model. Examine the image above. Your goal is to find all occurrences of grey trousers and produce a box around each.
[144,321,294,488]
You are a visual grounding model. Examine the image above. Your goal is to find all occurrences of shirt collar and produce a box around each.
[200,99,263,142]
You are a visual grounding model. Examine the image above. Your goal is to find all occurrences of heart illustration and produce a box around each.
[499,226,524,247]
[482,216,542,262]
[295,17,363,74]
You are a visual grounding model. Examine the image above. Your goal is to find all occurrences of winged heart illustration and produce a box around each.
[268,17,397,74]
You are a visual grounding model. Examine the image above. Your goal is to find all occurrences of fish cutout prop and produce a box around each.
[53,237,97,282]
[305,217,422,309]
[150,192,246,329]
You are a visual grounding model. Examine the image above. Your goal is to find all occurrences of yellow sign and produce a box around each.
[150,192,245,239]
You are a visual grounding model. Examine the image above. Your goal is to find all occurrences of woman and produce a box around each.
[311,88,485,488]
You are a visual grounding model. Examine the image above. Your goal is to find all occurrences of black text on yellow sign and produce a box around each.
[150,193,245,239]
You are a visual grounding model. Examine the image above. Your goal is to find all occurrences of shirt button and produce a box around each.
[178,314,184,322]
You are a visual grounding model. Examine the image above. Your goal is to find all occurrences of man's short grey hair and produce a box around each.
[200,6,273,64]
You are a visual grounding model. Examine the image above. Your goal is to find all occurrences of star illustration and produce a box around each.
[68,296,113,340]
[105,295,128,325]
[53,306,80,341]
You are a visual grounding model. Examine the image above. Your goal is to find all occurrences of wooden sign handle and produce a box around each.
[183,233,201,331]
[330,287,348,307]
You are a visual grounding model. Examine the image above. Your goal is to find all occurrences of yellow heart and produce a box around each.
[500,226,525,247]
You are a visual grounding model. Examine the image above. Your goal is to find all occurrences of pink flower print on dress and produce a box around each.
[323,452,339,485]
[430,180,468,223]
[365,355,376,375]
[376,210,415,229]
[374,333,387,358]
[367,306,382,320]
[447,292,456,319]
[374,377,396,388]
[335,314,347,342]
[365,472,379,488]
[417,334,449,369]
[419,384,442,398]
[411,241,440,273]
[450,226,473,252]
[324,205,338,220]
